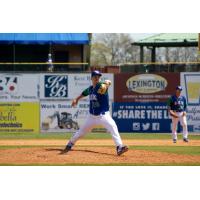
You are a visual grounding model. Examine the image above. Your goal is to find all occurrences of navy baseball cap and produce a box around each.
[176,86,183,91]
[91,70,102,77]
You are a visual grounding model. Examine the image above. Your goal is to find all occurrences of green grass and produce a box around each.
[130,146,200,156]
[0,132,200,140]
[0,145,61,150]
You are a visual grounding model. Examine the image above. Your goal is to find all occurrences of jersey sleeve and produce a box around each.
[97,81,104,87]
[167,96,172,109]
[183,96,187,111]
[81,87,90,96]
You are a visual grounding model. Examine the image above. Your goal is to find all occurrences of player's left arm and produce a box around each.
[183,96,187,116]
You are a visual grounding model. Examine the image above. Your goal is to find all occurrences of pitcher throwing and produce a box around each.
[61,70,128,156]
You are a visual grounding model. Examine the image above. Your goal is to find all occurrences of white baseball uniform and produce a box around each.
[167,94,188,140]
[67,80,123,147]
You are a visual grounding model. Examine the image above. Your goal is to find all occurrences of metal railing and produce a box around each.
[0,62,89,72]
[119,62,200,73]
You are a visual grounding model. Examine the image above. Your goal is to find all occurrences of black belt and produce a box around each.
[91,112,106,116]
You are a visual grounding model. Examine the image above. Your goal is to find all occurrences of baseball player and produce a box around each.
[61,70,128,156]
[167,86,189,143]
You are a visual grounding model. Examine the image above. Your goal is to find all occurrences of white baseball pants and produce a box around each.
[68,112,123,147]
[171,112,188,140]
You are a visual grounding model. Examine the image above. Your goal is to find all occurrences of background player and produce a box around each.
[61,70,128,156]
[167,86,189,143]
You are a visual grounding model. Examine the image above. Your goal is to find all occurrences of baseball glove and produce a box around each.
[182,112,187,117]
[97,84,107,94]
[169,110,179,118]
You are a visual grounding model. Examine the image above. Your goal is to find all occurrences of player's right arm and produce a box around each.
[71,87,90,107]
[167,96,172,112]
[167,96,178,118]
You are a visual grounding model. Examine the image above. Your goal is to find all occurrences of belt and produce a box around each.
[91,112,106,116]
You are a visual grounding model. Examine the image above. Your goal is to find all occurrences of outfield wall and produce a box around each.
[0,74,40,133]
[113,73,181,132]
[181,72,200,133]
[0,73,113,133]
[0,72,199,133]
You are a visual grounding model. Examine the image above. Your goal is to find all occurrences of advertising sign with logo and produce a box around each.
[0,102,39,133]
[181,72,200,133]
[40,74,68,99]
[68,73,114,100]
[40,73,114,100]
[114,73,180,102]
[112,102,173,133]
[40,101,87,133]
[0,74,39,102]
[41,100,113,133]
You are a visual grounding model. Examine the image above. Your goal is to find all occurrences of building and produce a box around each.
[0,33,91,72]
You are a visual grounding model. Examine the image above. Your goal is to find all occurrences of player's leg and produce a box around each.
[61,115,96,153]
[171,116,179,142]
[100,112,123,146]
[180,115,189,142]
[100,112,128,155]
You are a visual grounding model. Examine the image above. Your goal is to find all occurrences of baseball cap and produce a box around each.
[91,70,102,77]
[176,85,183,91]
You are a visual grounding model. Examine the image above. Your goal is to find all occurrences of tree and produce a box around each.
[90,33,140,66]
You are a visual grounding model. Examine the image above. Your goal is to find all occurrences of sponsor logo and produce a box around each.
[193,125,200,132]
[45,75,68,97]
[142,123,150,130]
[133,123,140,131]
[0,76,18,94]
[126,74,168,94]
[152,123,160,131]
[89,94,97,101]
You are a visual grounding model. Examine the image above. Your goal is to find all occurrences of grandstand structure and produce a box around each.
[0,33,91,72]
[132,33,198,62]
[117,33,200,73]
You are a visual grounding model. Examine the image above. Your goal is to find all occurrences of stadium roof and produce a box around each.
[132,33,198,62]
[132,33,198,47]
[0,33,89,44]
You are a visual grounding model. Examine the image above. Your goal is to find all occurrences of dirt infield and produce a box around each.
[0,139,200,165]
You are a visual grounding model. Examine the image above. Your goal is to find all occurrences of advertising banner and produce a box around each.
[0,102,39,133]
[181,72,200,132]
[39,73,114,100]
[40,101,88,133]
[0,74,39,102]
[68,73,114,100]
[40,100,113,133]
[39,74,68,100]
[112,102,173,133]
[114,73,180,102]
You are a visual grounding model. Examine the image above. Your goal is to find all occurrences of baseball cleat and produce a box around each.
[183,138,189,142]
[173,139,177,143]
[117,145,128,156]
[60,142,74,154]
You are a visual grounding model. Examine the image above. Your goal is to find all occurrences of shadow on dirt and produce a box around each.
[45,148,115,156]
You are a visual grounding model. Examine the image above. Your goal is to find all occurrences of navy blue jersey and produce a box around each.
[167,95,187,112]
[82,82,109,115]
